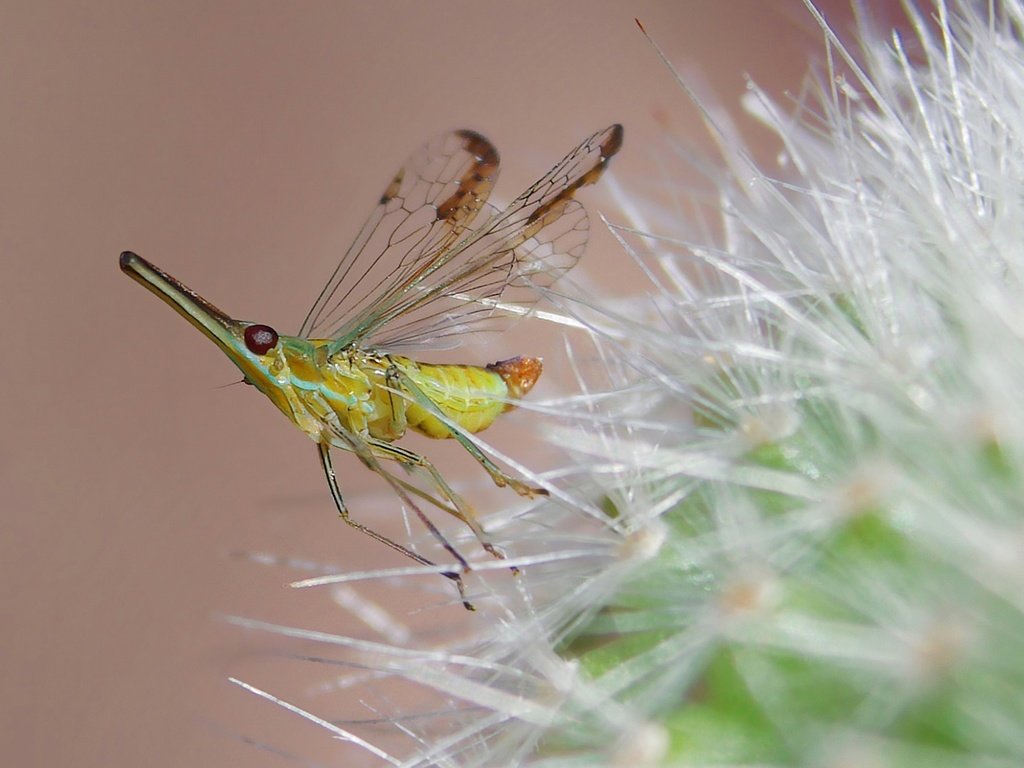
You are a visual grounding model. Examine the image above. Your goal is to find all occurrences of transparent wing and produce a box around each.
[351,123,624,351]
[299,129,500,340]
[364,198,589,350]
[329,123,624,352]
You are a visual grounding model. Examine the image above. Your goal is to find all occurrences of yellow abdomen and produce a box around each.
[396,355,543,440]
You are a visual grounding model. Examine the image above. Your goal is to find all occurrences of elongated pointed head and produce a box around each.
[120,251,247,349]
[119,251,288,400]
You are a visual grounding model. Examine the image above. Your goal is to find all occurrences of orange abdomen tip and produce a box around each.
[487,356,543,405]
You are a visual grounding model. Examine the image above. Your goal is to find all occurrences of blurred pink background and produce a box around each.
[1,2,903,765]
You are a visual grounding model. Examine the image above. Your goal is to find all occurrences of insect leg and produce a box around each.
[317,441,474,611]
[305,391,474,578]
[364,435,512,566]
[388,365,548,498]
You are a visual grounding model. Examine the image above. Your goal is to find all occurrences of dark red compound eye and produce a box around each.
[243,324,279,355]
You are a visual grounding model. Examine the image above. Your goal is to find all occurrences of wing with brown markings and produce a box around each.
[299,129,500,340]
[309,124,623,352]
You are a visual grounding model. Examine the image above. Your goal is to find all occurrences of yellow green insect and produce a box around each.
[121,124,623,608]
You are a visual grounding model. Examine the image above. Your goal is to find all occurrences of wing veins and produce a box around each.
[304,124,623,352]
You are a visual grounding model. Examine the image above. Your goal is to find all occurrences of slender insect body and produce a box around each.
[245,336,538,443]
[121,123,623,608]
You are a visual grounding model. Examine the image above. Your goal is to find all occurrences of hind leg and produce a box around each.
[306,392,476,609]
[387,366,547,499]
[364,436,511,565]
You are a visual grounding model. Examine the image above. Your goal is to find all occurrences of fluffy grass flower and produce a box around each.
[233,2,1024,765]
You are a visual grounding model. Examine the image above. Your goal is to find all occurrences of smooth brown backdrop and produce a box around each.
[1,2,902,766]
